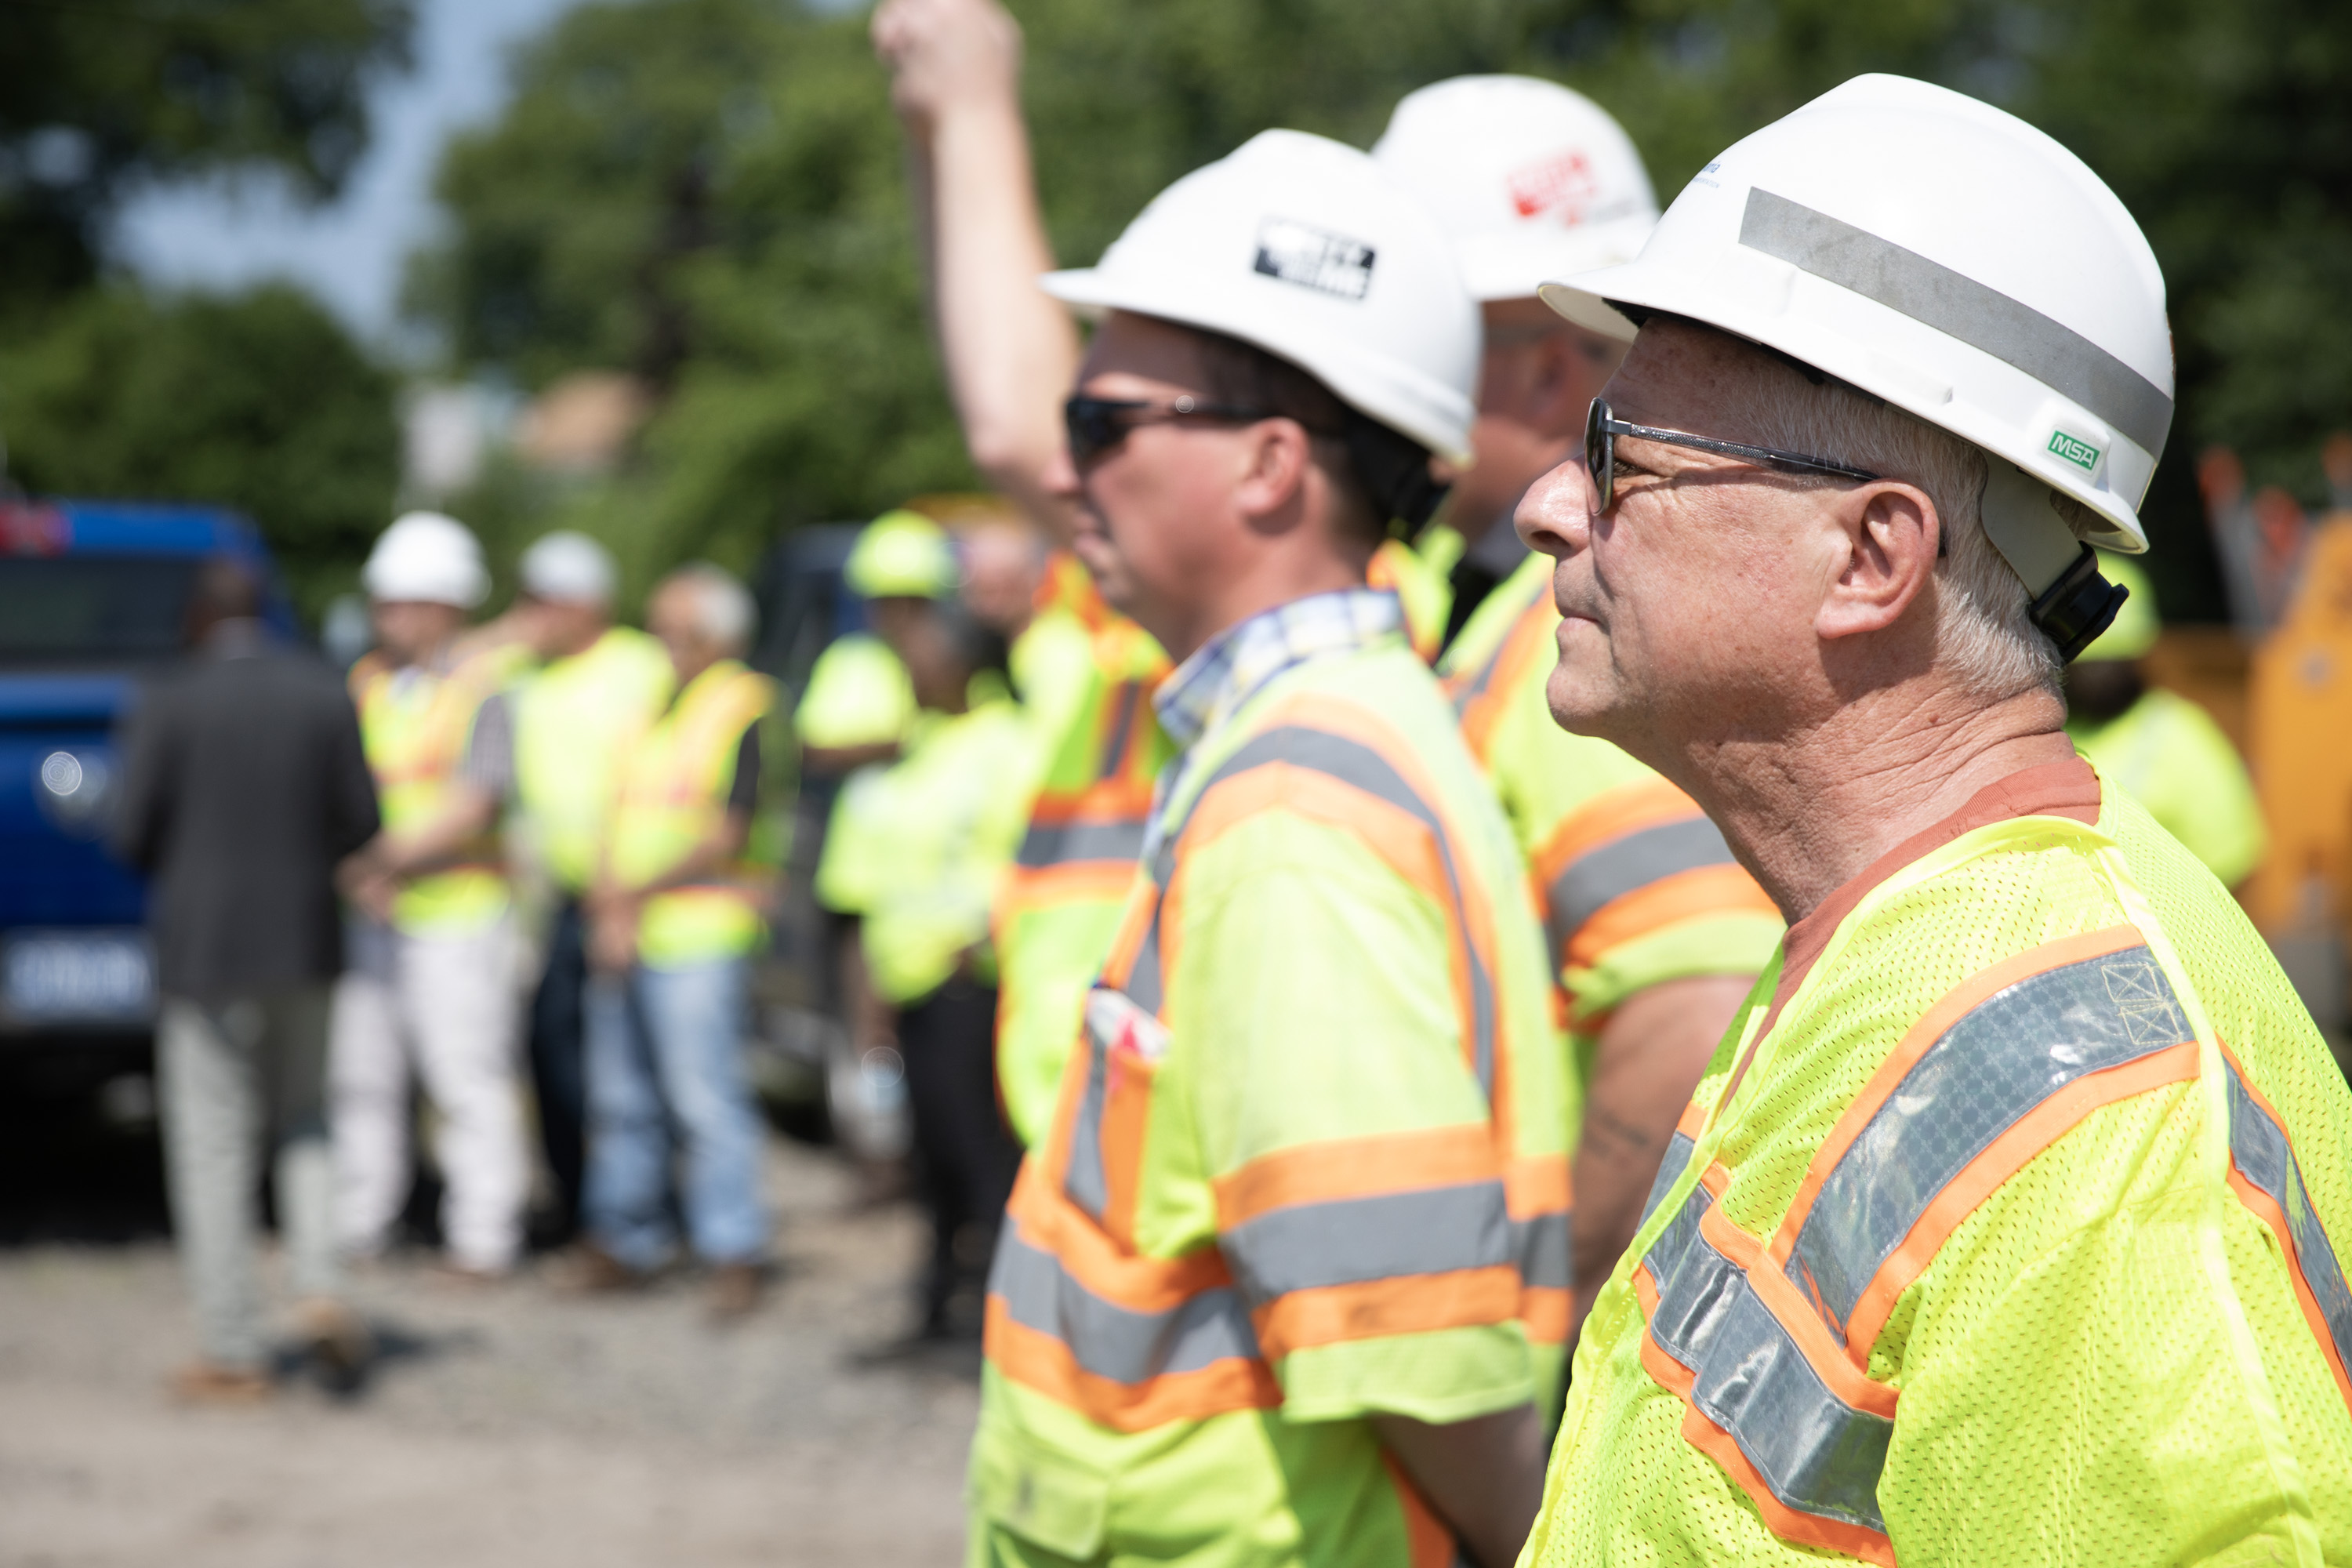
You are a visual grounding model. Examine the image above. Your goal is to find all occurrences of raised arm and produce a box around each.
[874,0,1081,539]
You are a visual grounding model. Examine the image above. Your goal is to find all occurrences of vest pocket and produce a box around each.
[969,1418,1112,1560]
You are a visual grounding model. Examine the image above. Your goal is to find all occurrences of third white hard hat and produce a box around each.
[1041,129,1479,466]
[1373,74,1657,336]
[518,530,617,606]
[363,510,488,608]
[1542,74,2172,603]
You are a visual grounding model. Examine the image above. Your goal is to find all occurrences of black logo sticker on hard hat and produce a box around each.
[1253,219,1375,301]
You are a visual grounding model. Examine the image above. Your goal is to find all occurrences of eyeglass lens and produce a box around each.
[1584,397,1613,513]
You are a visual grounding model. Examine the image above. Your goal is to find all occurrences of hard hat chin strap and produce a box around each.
[1341,412,1451,537]
[1977,457,2128,664]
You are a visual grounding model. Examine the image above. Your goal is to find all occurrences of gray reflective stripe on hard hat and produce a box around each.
[1642,1180,1893,1534]
[1548,816,1738,957]
[1783,942,2190,1342]
[2225,1062,2352,1381]
[1516,1208,1573,1291]
[989,1226,1261,1383]
[1638,1131,1699,1232]
[1017,818,1151,871]
[1221,1180,1514,1305]
[1739,189,2173,458]
[1152,723,1499,1096]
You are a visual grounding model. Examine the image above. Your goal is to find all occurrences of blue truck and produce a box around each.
[0,498,293,1082]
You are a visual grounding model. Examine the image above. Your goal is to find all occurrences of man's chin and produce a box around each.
[1542,656,1625,741]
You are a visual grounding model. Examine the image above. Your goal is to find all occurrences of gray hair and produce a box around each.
[1726,345,2062,702]
[665,561,757,653]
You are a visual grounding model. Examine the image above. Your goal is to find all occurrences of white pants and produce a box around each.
[330,917,526,1272]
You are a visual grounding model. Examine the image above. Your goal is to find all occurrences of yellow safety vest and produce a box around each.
[608,659,777,967]
[514,626,675,893]
[352,642,526,935]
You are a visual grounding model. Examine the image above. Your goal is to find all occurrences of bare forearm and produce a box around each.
[377,786,496,878]
[623,812,750,898]
[1371,1403,1545,1568]
[1569,972,1755,1334]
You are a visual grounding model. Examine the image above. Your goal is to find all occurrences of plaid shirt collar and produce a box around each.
[1152,587,1404,754]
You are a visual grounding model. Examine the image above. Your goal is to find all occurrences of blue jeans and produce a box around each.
[583,957,768,1269]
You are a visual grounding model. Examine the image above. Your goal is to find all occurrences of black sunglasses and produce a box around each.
[1584,395,1882,513]
[1063,394,1291,467]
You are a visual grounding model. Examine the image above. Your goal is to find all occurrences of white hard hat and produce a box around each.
[1043,129,1479,466]
[518,529,616,606]
[363,510,488,608]
[1542,74,2171,642]
[1374,74,1657,337]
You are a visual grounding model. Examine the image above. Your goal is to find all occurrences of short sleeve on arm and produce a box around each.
[727,721,761,815]
[461,690,517,802]
[1172,819,1536,1426]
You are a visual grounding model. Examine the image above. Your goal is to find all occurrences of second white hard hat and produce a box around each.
[1373,74,1657,337]
[518,530,617,606]
[363,510,488,608]
[1543,74,2172,603]
[1041,129,1479,465]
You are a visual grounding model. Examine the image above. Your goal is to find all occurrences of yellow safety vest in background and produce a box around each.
[1527,760,2352,1566]
[514,626,675,893]
[993,555,1175,1147]
[2068,687,2267,888]
[353,642,527,935]
[796,631,916,752]
[608,660,777,967]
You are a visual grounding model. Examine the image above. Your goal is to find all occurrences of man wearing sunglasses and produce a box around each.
[1374,77,1784,1353]
[1515,77,2352,1563]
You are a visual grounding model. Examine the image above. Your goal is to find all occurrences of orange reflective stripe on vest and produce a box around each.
[987,699,1570,1429]
[1628,927,2214,1563]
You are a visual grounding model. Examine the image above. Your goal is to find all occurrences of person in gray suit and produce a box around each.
[113,558,382,1401]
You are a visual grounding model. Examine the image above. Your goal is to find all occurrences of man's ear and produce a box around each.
[1815,481,1940,641]
[1233,418,1318,537]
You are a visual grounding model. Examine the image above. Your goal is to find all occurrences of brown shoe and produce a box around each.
[169,1361,273,1405]
[553,1243,647,1294]
[292,1298,376,1393]
[708,1261,763,1323]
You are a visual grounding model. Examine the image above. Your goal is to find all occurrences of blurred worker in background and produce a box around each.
[332,512,532,1279]
[575,564,777,1321]
[877,6,1176,1152]
[1516,76,2352,1561]
[796,513,938,775]
[114,558,381,1400]
[1375,77,1782,1339]
[507,531,675,1246]
[2065,551,2267,890]
[817,510,1038,1341]
[876,12,1571,1540]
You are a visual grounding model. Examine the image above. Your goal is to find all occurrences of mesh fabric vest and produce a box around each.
[514,626,674,894]
[353,641,527,934]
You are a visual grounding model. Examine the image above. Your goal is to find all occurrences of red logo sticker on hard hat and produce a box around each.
[1507,151,1598,224]
[1253,218,1376,301]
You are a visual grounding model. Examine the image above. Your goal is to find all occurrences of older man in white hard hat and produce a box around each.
[1515,76,2352,1562]
[332,511,533,1278]
[505,532,673,1246]
[873,84,1567,1568]
[1374,76,1784,1347]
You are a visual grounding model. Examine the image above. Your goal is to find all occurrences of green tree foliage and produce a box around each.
[415,0,2350,621]
[0,0,414,314]
[0,285,401,614]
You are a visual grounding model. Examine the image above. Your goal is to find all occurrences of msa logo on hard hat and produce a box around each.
[1507,150,1597,221]
[1253,218,1376,300]
[2047,430,2103,474]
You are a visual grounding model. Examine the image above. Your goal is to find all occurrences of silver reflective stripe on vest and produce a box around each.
[1516,1209,1573,1292]
[1098,681,1145,782]
[1639,1131,1699,1231]
[1153,724,1498,1092]
[1784,942,2189,1343]
[1739,189,2174,458]
[2226,1063,2352,1377]
[1549,817,1736,953]
[990,1227,1260,1383]
[1063,1022,1112,1221]
[1449,637,1507,724]
[1644,1180,1894,1536]
[1220,1181,1513,1305]
[1017,818,1150,871]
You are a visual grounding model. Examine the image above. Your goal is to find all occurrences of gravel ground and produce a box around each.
[0,1135,979,1568]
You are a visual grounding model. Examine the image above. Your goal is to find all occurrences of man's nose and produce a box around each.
[1514,452,1596,560]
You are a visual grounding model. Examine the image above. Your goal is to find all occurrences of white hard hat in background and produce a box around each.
[1042,129,1480,466]
[363,510,489,608]
[1374,74,1657,339]
[518,530,617,606]
[1544,73,2172,632]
